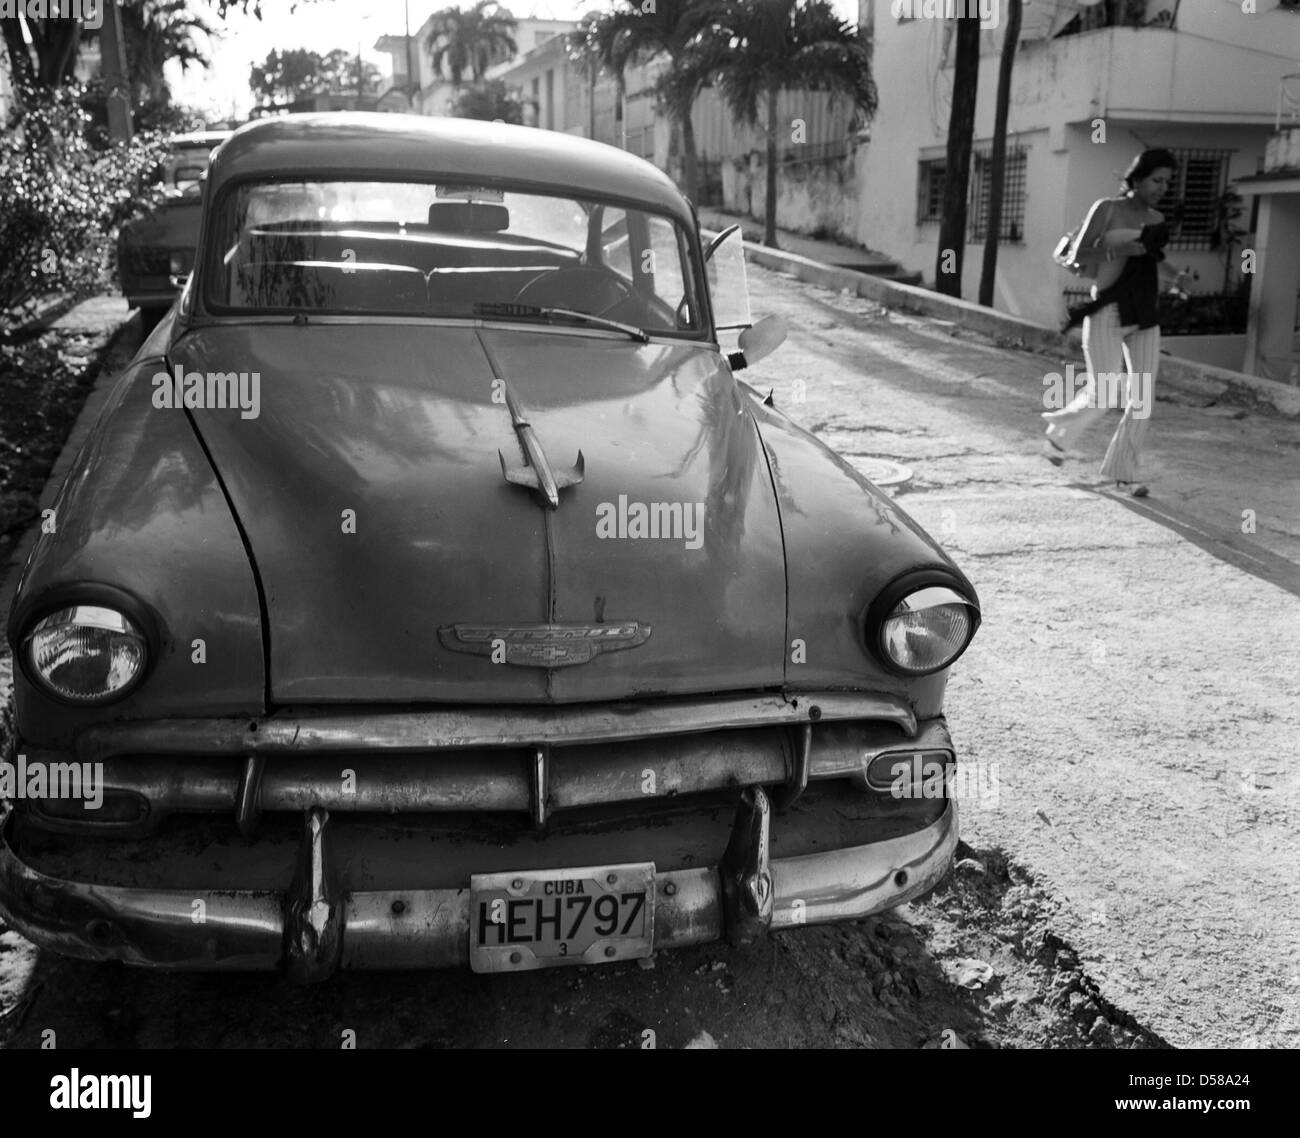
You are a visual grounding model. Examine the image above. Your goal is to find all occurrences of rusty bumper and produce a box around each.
[0,796,957,980]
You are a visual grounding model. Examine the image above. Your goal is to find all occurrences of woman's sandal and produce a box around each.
[1042,438,1066,466]
[1116,481,1149,498]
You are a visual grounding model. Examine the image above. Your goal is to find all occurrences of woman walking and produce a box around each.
[1043,149,1193,496]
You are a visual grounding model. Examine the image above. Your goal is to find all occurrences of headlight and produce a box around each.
[24,605,148,703]
[873,585,978,676]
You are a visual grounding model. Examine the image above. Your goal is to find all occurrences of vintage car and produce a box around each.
[0,114,980,980]
[116,130,232,330]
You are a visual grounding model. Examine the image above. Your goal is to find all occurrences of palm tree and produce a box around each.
[119,0,218,111]
[424,1,518,89]
[699,0,876,248]
[935,12,980,298]
[978,0,1023,307]
[568,1,722,205]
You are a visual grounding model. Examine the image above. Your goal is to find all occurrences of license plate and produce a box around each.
[469,862,655,973]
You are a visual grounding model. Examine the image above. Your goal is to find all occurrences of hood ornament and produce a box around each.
[495,378,583,508]
[439,622,651,667]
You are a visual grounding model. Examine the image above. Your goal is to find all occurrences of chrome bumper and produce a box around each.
[0,796,957,979]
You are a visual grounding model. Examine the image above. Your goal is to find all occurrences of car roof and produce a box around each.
[207,113,694,225]
[170,130,234,148]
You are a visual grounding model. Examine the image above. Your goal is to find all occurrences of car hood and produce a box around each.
[170,323,787,703]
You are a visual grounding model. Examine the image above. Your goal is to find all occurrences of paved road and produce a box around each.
[740,262,1300,1049]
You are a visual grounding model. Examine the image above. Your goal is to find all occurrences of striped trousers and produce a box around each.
[1043,304,1160,483]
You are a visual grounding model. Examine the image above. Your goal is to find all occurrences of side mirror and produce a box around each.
[727,315,787,371]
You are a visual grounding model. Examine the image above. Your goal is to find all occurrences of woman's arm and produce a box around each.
[1065,198,1117,265]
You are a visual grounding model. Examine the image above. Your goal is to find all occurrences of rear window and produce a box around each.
[204,179,705,336]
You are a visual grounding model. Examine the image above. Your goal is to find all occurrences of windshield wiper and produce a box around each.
[473,301,649,342]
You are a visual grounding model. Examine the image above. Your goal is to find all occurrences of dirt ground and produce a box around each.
[0,837,1167,1049]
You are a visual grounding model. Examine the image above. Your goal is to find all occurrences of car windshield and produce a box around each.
[204,178,705,336]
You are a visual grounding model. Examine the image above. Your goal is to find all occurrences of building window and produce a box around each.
[917,158,946,224]
[968,148,1027,243]
[916,148,1027,243]
[1166,148,1231,251]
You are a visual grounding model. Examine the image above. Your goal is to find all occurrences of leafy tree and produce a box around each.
[2,1,322,109]
[453,78,523,124]
[248,47,323,107]
[0,81,170,313]
[121,1,217,105]
[72,0,218,134]
[978,0,1022,307]
[935,13,979,298]
[569,1,722,206]
[700,0,876,248]
[319,48,382,95]
[424,0,517,88]
[2,6,85,90]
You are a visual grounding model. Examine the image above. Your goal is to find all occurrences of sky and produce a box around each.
[168,0,860,120]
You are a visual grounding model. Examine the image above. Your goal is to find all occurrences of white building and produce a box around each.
[374,11,575,117]
[854,0,1300,372]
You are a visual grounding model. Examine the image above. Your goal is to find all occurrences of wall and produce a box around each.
[723,146,866,243]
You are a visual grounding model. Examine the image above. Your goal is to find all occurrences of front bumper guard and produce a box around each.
[0,794,957,979]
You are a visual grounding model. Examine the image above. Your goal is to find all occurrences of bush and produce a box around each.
[0,83,171,317]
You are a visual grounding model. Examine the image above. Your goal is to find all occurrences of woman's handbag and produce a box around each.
[1052,199,1114,281]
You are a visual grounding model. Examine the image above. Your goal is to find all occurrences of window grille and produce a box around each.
[1166,148,1231,251]
[969,148,1027,243]
[916,147,1027,243]
[917,158,946,224]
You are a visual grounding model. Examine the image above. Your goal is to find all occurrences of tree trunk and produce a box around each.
[978,0,1022,307]
[680,109,699,206]
[935,14,981,298]
[2,18,35,95]
[763,83,779,248]
[33,20,82,87]
[101,0,133,143]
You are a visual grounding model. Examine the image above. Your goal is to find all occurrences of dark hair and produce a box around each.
[1123,148,1178,188]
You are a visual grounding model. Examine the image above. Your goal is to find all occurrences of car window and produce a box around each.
[206,180,705,337]
[645,216,687,311]
[598,208,633,282]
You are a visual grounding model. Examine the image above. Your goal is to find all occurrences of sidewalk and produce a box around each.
[696,207,920,282]
[697,206,1300,420]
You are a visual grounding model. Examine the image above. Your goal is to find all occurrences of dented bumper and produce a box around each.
[0,795,957,980]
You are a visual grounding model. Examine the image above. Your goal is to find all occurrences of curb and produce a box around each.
[711,230,1300,421]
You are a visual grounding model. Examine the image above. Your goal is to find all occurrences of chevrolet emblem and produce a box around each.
[437,622,652,667]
